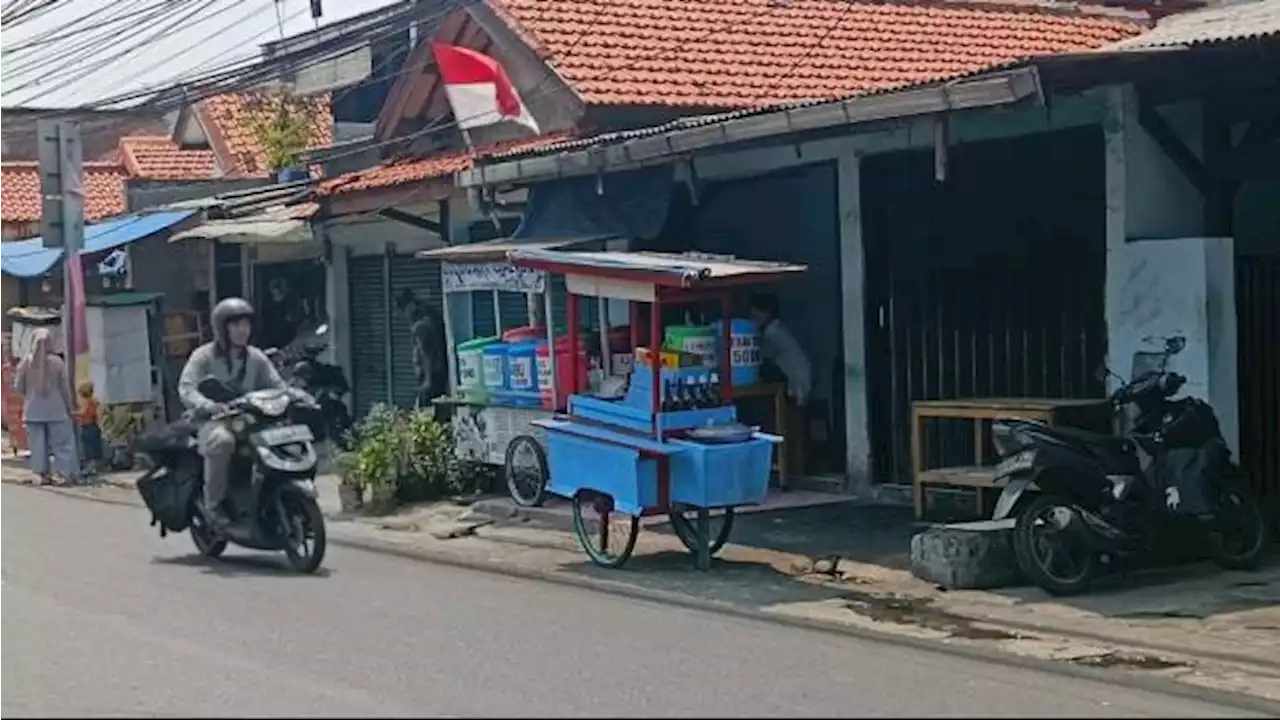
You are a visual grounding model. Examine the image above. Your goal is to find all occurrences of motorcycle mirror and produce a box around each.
[1166,336,1186,354]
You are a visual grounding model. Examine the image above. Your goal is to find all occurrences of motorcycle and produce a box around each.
[136,377,327,574]
[267,324,353,450]
[990,335,1268,596]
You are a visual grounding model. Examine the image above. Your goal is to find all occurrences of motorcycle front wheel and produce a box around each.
[1012,495,1097,596]
[281,492,327,574]
[1209,483,1269,571]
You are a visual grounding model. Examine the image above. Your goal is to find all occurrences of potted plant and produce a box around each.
[334,450,365,514]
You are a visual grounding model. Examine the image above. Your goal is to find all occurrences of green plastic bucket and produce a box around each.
[664,324,717,366]
[457,336,500,399]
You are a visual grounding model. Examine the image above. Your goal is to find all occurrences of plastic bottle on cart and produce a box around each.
[707,372,723,406]
[684,376,701,410]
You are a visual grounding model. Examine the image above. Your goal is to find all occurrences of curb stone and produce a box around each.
[7,479,1279,714]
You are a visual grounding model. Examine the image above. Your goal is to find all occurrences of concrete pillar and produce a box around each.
[837,153,872,493]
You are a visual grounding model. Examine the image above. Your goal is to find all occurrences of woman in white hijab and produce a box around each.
[13,328,79,485]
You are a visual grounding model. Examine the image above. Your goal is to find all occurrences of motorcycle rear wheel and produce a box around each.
[189,512,227,559]
[281,493,327,574]
[1209,483,1269,571]
[1012,495,1097,596]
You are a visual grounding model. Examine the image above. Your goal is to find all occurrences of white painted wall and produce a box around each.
[1103,85,1238,454]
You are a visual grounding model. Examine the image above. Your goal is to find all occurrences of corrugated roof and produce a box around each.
[1109,0,1280,49]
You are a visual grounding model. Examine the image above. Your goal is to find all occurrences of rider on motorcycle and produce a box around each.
[177,298,286,528]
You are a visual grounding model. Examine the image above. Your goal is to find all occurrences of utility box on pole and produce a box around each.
[37,120,84,252]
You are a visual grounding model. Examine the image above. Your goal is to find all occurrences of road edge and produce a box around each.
[8,481,1279,715]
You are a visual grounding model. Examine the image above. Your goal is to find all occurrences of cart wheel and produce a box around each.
[572,491,640,568]
[504,435,548,507]
[668,507,735,557]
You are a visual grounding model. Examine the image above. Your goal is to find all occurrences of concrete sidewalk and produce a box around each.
[5,459,1277,704]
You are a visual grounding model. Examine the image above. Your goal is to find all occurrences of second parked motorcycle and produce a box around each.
[990,335,1268,596]
[267,324,353,450]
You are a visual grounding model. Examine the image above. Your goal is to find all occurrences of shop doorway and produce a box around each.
[689,163,847,480]
[861,128,1109,485]
[254,259,327,352]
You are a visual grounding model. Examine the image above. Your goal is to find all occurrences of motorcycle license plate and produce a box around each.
[259,424,314,446]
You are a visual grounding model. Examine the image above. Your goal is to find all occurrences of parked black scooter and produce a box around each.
[267,324,353,450]
[990,335,1268,596]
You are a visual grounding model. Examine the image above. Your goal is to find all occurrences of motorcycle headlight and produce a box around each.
[251,393,291,417]
[229,415,248,434]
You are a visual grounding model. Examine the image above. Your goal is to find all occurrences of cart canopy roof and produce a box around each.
[508,250,807,288]
[417,233,617,263]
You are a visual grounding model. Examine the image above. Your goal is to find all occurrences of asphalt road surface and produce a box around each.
[0,486,1263,718]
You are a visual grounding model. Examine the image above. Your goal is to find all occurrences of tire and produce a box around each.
[504,435,549,508]
[571,491,639,568]
[281,492,327,574]
[1209,483,1269,571]
[1012,495,1097,596]
[189,512,227,559]
[668,507,735,556]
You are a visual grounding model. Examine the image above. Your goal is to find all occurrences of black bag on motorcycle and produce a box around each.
[135,423,201,535]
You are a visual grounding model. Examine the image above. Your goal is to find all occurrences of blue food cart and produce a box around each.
[507,249,807,570]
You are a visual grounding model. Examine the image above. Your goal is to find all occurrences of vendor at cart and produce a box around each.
[749,293,812,473]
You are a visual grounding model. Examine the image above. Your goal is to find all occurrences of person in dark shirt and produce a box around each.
[395,289,448,409]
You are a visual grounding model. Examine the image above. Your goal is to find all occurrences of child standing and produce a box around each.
[75,380,103,477]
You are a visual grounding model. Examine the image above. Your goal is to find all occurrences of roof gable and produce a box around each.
[193,92,335,178]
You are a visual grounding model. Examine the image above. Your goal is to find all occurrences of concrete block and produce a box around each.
[910,519,1022,590]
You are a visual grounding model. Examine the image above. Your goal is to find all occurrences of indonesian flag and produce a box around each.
[431,42,540,134]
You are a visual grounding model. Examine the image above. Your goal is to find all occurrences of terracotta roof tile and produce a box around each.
[318,132,573,197]
[495,0,1145,108]
[118,136,219,180]
[1,162,127,223]
[198,92,335,178]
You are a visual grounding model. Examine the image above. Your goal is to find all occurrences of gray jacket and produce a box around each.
[178,341,285,413]
[13,356,73,423]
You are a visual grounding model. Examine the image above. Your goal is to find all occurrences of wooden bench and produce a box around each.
[733,382,792,489]
[911,397,1109,521]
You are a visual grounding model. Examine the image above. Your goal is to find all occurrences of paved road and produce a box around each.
[0,486,1262,718]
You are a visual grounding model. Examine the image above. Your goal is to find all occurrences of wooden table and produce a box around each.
[734,382,791,489]
[911,397,1109,520]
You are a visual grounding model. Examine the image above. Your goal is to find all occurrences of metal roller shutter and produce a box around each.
[387,253,444,410]
[348,255,388,418]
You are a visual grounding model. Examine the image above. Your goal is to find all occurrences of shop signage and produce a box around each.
[442,262,547,293]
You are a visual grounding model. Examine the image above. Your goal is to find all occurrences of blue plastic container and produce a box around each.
[724,318,761,387]
[482,344,511,391]
[505,342,538,393]
[668,437,773,508]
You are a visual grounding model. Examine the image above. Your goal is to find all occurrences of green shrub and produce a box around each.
[340,404,461,512]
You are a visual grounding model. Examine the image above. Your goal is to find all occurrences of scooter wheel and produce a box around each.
[1012,495,1097,596]
[282,492,327,574]
[190,513,227,559]
[1209,483,1269,571]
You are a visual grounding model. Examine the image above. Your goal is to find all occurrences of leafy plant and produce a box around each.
[245,92,316,172]
[340,404,462,513]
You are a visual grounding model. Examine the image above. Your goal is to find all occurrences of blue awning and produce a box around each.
[1,210,199,278]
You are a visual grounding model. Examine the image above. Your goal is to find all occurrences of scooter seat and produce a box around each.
[1011,419,1131,456]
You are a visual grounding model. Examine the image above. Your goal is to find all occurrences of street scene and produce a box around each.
[2,485,1272,718]
[3,0,1279,716]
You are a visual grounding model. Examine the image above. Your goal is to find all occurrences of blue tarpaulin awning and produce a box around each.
[1,210,198,278]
